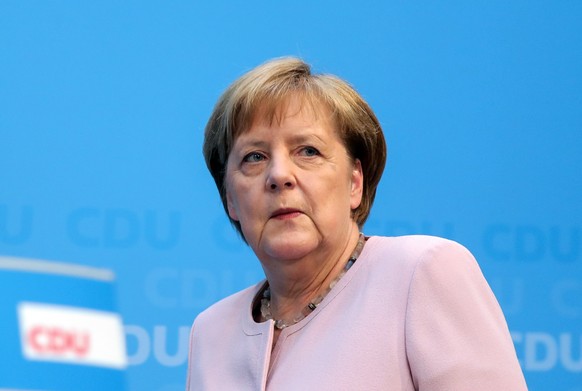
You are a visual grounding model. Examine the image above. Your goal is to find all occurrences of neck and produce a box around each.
[261,224,361,323]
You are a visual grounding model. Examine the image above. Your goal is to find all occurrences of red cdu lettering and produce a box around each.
[27,326,91,357]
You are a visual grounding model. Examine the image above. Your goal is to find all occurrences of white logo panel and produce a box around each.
[18,302,127,369]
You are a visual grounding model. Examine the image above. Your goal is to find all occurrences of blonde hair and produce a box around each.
[203,57,386,240]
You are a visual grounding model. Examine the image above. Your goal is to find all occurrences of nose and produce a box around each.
[266,155,296,191]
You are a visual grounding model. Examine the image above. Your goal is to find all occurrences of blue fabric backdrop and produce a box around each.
[1,2,580,390]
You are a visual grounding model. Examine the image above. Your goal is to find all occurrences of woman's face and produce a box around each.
[225,98,363,263]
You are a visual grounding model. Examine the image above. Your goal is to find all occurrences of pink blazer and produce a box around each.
[186,235,528,390]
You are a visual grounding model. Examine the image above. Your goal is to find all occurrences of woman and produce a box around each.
[187,57,527,390]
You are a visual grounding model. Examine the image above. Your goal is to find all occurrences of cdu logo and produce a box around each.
[18,302,127,369]
[27,325,90,357]
[66,208,181,249]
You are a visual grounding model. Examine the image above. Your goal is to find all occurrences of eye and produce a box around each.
[243,152,266,163]
[300,146,320,157]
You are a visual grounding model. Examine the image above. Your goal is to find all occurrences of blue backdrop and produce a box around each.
[1,2,580,390]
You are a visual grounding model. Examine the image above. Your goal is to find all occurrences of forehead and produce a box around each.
[243,95,335,136]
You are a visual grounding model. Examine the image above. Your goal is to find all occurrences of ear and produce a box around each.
[226,190,240,221]
[350,159,364,210]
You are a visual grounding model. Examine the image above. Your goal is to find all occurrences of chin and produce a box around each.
[260,231,319,261]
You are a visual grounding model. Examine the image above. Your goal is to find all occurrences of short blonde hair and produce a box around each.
[203,57,387,240]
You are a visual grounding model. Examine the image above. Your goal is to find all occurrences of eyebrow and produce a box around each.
[235,132,325,149]
[233,138,269,151]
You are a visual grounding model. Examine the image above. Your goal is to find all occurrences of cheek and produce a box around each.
[226,191,239,221]
[310,177,351,212]
[225,175,257,223]
[224,173,241,221]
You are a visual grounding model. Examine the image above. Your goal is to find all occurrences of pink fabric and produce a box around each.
[186,235,528,390]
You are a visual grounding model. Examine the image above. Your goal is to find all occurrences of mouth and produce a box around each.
[271,208,302,220]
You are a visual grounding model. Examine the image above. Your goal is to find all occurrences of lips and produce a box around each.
[271,208,302,219]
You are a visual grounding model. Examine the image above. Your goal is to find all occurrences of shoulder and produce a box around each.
[364,234,477,274]
[351,235,483,312]
[192,281,263,332]
[392,237,527,389]
[186,281,267,390]
[367,234,470,254]
[188,281,262,365]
